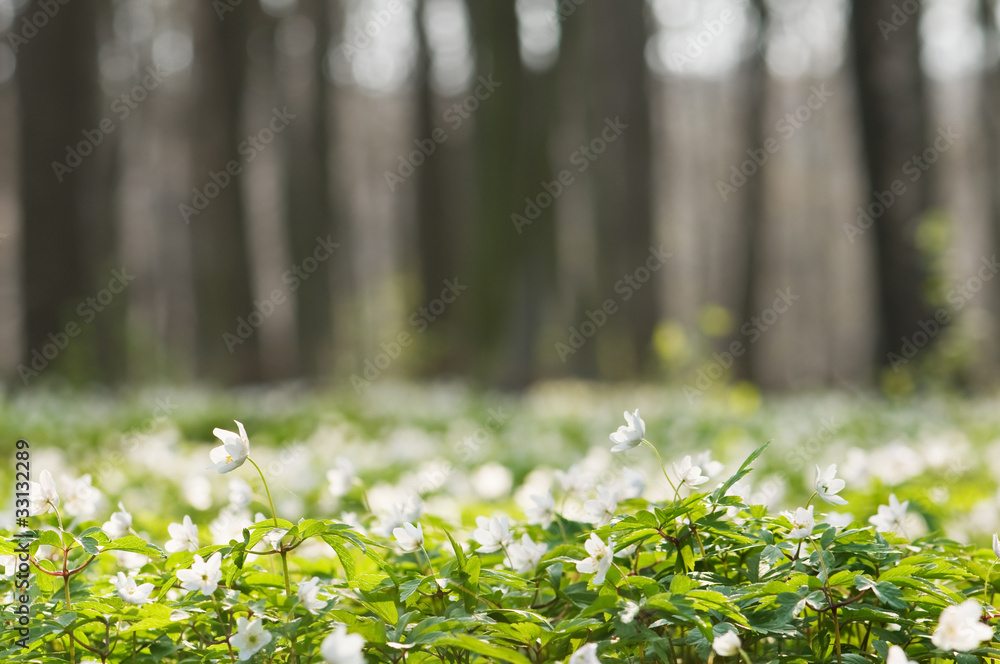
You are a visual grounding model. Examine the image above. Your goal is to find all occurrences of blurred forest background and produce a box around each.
[0,0,999,394]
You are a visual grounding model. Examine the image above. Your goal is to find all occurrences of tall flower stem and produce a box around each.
[247,457,280,529]
[642,440,679,495]
[246,456,298,664]
[55,504,75,664]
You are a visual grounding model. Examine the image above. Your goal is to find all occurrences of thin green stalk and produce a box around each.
[61,522,75,664]
[985,559,998,604]
[246,457,298,664]
[641,440,679,495]
[213,595,236,664]
[248,457,280,529]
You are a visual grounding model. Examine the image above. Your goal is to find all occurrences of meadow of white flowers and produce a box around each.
[3,382,1000,663]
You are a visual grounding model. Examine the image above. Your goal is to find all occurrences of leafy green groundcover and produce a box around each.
[2,416,999,664]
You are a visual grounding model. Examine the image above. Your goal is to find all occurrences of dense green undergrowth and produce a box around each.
[1,386,1000,663]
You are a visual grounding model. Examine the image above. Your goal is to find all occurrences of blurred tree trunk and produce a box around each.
[981,0,1000,366]
[413,0,457,374]
[850,0,936,368]
[732,0,769,381]
[188,3,261,384]
[507,66,559,386]
[462,1,544,386]
[551,9,600,378]
[284,0,337,378]
[582,0,658,377]
[17,0,124,384]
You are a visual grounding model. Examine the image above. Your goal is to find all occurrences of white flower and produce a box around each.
[620,600,640,624]
[613,468,645,500]
[208,420,251,474]
[471,515,513,554]
[869,494,909,533]
[0,555,16,576]
[815,464,848,505]
[505,534,547,574]
[61,474,102,519]
[568,643,600,664]
[610,409,645,452]
[102,502,132,539]
[931,599,993,652]
[176,552,223,595]
[230,616,271,661]
[321,623,366,664]
[887,645,918,664]
[784,506,815,540]
[554,463,594,495]
[993,533,1000,559]
[114,572,154,605]
[114,551,149,571]
[823,512,854,529]
[29,469,60,516]
[165,515,200,554]
[713,631,742,657]
[583,486,618,527]
[575,533,613,586]
[228,478,254,508]
[373,497,423,538]
[672,455,709,488]
[693,451,725,478]
[298,576,326,614]
[393,522,424,552]
[471,463,514,501]
[182,475,213,511]
[327,458,356,499]
[211,506,253,545]
[525,490,555,527]
[263,528,290,551]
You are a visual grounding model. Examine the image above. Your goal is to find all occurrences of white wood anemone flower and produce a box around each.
[114,572,154,605]
[321,623,367,664]
[230,616,272,661]
[576,533,613,586]
[393,522,424,552]
[176,552,223,596]
[610,409,646,452]
[815,464,848,506]
[209,420,251,474]
[712,631,742,657]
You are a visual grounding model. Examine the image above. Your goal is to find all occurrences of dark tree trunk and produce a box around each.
[582,0,658,376]
[413,0,457,374]
[187,4,261,384]
[462,1,532,384]
[732,0,769,381]
[16,0,124,385]
[981,0,1000,373]
[284,0,337,378]
[850,0,936,366]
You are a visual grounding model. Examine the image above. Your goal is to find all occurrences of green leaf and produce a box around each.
[328,538,356,582]
[430,634,533,664]
[77,536,100,556]
[713,441,771,500]
[105,536,165,558]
